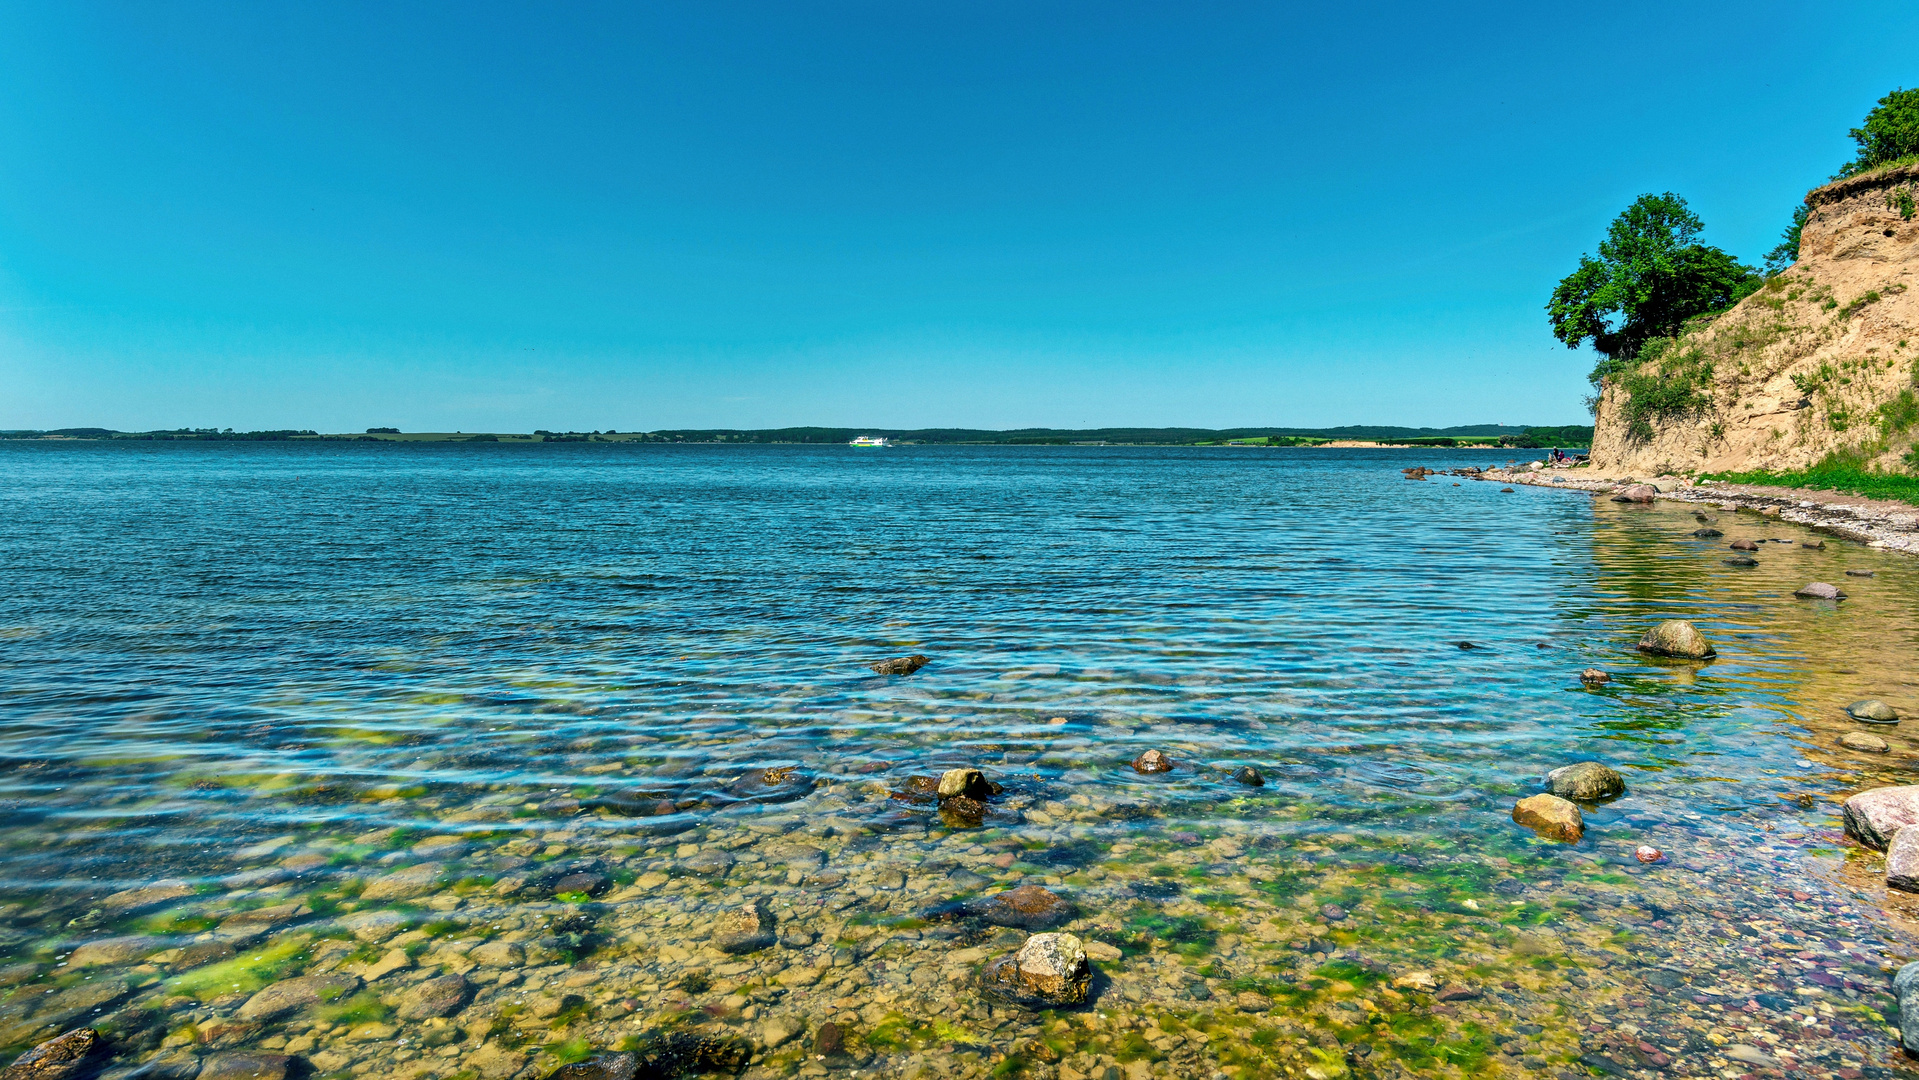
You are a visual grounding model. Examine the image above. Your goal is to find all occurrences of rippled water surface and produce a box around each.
[3,442,1919,1080]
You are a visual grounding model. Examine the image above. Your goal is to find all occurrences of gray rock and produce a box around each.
[1724,556,1759,566]
[98,881,194,914]
[980,932,1092,1009]
[1636,620,1715,659]
[1579,668,1611,684]
[0,1027,99,1079]
[1545,762,1625,801]
[1611,484,1656,503]
[1896,960,1919,1053]
[1722,1045,1777,1069]
[711,902,775,954]
[469,940,523,968]
[337,910,409,942]
[197,1054,289,1080]
[1794,582,1845,600]
[235,974,361,1022]
[1229,766,1264,787]
[1842,785,1919,850]
[1846,569,1875,577]
[1848,699,1900,723]
[66,937,160,968]
[969,885,1073,929]
[1802,539,1825,549]
[1729,538,1758,551]
[396,974,469,1020]
[1692,528,1723,538]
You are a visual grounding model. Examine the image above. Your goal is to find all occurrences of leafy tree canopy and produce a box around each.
[1547,193,1761,362]
[1840,87,1919,177]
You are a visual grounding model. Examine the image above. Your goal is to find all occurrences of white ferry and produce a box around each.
[848,435,889,448]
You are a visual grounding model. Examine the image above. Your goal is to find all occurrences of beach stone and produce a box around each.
[937,769,992,800]
[1838,731,1890,753]
[939,797,987,827]
[396,973,470,1019]
[548,1052,637,1080]
[679,849,736,878]
[980,932,1092,1009]
[1842,785,1919,850]
[711,902,775,954]
[971,885,1073,929]
[1611,484,1656,503]
[470,940,523,968]
[1434,983,1480,1001]
[99,880,193,914]
[1084,940,1122,962]
[198,1054,289,1080]
[1500,487,1514,493]
[759,1016,802,1049]
[236,974,361,1022]
[1132,749,1173,774]
[1794,581,1845,600]
[1,1027,98,1079]
[338,910,409,942]
[1545,761,1625,801]
[1896,961,1919,1053]
[1692,528,1723,537]
[1235,991,1274,1012]
[1230,765,1264,787]
[466,1042,527,1079]
[1724,556,1759,566]
[1511,794,1583,843]
[1633,845,1664,863]
[870,655,930,676]
[1729,538,1758,551]
[1848,699,1900,723]
[66,937,158,968]
[360,861,441,901]
[1636,620,1715,659]
[1847,569,1876,577]
[411,835,469,859]
[768,844,825,872]
[814,1022,846,1056]
[1803,539,1825,549]
[1579,668,1611,684]
[1723,1045,1778,1069]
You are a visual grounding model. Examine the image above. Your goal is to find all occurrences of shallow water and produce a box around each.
[2,442,1918,1080]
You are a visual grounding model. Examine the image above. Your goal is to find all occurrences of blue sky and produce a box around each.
[1,2,1914,432]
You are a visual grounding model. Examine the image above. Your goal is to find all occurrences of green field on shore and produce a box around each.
[1704,465,1919,503]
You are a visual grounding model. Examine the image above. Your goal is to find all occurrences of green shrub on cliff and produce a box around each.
[1548,193,1760,367]
[1840,87,1919,178]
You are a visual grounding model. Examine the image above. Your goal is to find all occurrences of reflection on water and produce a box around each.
[1,443,1917,1079]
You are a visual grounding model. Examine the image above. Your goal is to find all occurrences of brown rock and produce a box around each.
[1794,581,1845,600]
[1434,983,1480,1001]
[1729,538,1759,551]
[937,768,993,800]
[1848,699,1900,723]
[199,1053,291,1080]
[970,885,1073,929]
[236,974,362,1022]
[1611,484,1656,503]
[99,880,194,913]
[1545,761,1625,800]
[548,1053,638,1080]
[0,1028,98,1079]
[1579,668,1611,684]
[360,861,442,901]
[679,848,736,878]
[939,797,987,828]
[1132,749,1173,773]
[814,1022,846,1056]
[396,973,470,1019]
[870,655,930,676]
[1511,793,1583,843]
[1838,731,1891,753]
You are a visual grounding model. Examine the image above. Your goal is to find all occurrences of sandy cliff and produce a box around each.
[1591,162,1919,474]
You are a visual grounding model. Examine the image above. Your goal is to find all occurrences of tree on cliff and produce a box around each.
[1547,193,1761,362]
[1839,87,1919,177]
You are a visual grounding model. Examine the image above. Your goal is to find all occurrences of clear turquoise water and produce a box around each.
[1,442,1916,1079]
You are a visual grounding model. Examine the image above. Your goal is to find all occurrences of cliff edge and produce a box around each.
[1590,163,1919,474]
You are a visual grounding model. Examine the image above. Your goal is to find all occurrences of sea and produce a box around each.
[0,441,1915,1080]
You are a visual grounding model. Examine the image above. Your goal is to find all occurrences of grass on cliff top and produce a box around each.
[1703,465,1919,504]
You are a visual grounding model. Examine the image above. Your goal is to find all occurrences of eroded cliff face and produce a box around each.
[1591,163,1919,475]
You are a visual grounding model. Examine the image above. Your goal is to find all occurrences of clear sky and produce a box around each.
[1,2,1914,433]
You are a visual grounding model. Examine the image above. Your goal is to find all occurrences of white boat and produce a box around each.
[848,436,889,448]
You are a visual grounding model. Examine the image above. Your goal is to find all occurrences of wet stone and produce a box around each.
[870,654,930,676]
[396,973,470,1019]
[1636,619,1715,659]
[1848,699,1900,723]
[679,848,736,878]
[99,881,193,914]
[1692,528,1723,537]
[1546,761,1625,801]
[936,768,993,800]
[236,974,361,1022]
[1,1027,98,1079]
[1511,793,1583,843]
[1229,765,1264,787]
[360,861,442,901]
[970,885,1074,929]
[1842,785,1919,850]
[547,1052,638,1080]
[1897,961,1919,1053]
[938,797,987,828]
[1724,555,1759,566]
[1131,749,1173,773]
[1847,568,1876,577]
[1838,731,1891,753]
[1794,581,1845,600]
[712,901,775,954]
[981,932,1092,1009]
[198,1052,291,1080]
[1729,538,1759,551]
[1579,668,1611,684]
[1887,828,1919,894]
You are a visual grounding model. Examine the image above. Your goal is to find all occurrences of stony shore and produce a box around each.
[1469,466,1919,555]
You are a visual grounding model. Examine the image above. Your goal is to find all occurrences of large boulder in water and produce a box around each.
[1898,962,1919,1054]
[1545,762,1625,801]
[980,932,1092,1009]
[1848,699,1900,724]
[1611,484,1656,503]
[1842,785,1919,850]
[2,1027,98,1079]
[1888,828,1919,894]
[1637,620,1715,659]
[870,655,930,675]
[1794,582,1845,600]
